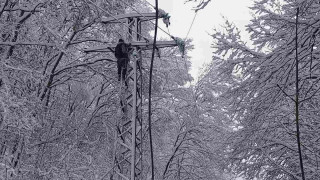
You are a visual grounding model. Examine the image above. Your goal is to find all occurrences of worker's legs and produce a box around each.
[117,59,122,81]
[117,58,129,81]
[122,58,129,80]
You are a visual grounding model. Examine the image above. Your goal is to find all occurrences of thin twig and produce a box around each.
[276,84,295,102]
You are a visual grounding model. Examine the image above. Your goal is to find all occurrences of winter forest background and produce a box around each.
[0,0,319,179]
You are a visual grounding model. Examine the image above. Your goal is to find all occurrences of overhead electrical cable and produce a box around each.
[119,0,173,39]
[148,0,158,179]
[86,0,150,42]
[144,0,156,9]
[184,11,198,40]
[145,0,198,41]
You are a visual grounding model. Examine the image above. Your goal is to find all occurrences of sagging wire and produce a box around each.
[118,0,173,40]
[184,11,198,41]
[148,0,158,179]
[86,0,150,42]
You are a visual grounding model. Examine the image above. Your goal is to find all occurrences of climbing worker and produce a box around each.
[115,39,131,81]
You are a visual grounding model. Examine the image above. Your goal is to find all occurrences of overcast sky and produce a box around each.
[146,0,254,80]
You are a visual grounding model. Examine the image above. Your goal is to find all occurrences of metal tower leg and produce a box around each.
[112,54,142,180]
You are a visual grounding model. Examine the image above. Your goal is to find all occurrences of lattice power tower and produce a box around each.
[86,12,178,180]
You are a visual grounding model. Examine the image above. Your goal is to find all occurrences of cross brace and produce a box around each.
[101,13,161,23]
[84,40,177,53]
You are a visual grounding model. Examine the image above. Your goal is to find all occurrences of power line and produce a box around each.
[119,0,173,39]
[145,0,198,42]
[185,11,198,40]
[86,0,150,42]
[144,0,156,9]
[148,0,158,179]
[166,26,171,35]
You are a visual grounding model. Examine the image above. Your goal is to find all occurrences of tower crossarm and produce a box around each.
[84,40,177,53]
[101,13,163,23]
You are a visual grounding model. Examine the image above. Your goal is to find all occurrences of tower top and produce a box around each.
[101,12,163,23]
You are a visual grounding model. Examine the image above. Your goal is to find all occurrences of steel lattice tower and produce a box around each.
[111,15,144,180]
[85,12,178,180]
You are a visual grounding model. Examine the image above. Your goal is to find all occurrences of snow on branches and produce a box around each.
[200,0,320,179]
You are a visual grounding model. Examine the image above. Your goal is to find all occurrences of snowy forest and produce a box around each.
[0,0,319,180]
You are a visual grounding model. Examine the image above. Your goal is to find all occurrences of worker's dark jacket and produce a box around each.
[115,42,129,60]
[115,42,130,80]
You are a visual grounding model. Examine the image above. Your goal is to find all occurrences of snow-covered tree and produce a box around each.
[0,0,228,179]
[200,0,320,179]
[0,0,137,179]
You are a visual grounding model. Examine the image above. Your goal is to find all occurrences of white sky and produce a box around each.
[146,0,254,80]
[143,2,254,178]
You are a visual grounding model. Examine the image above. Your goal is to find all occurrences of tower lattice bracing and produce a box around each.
[85,12,178,180]
[112,16,143,180]
[112,54,143,180]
